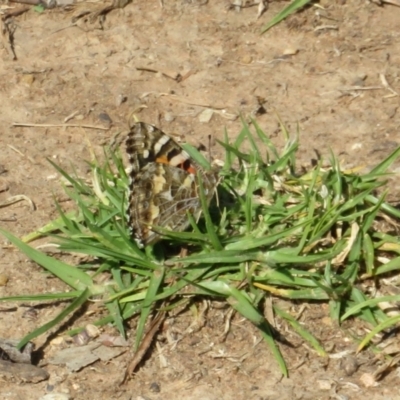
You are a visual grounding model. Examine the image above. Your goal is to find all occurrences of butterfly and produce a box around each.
[125,122,218,246]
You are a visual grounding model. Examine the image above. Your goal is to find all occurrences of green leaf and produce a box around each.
[261,0,313,33]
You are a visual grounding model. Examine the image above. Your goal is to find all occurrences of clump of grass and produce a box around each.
[2,119,400,377]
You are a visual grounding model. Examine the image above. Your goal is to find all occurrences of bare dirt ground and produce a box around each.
[1,0,400,399]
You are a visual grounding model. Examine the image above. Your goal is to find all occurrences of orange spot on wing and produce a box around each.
[156,154,197,174]
[156,155,169,164]
[186,165,196,174]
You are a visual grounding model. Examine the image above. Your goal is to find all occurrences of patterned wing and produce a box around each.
[126,122,217,245]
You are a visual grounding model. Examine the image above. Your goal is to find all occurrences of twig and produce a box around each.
[157,93,237,120]
[8,0,41,5]
[136,67,182,82]
[379,73,399,97]
[51,23,78,35]
[7,144,36,164]
[159,93,228,110]
[1,6,30,61]
[0,195,35,211]
[63,110,80,123]
[314,25,338,32]
[122,311,166,383]
[0,217,17,222]
[372,0,400,6]
[7,144,24,156]
[338,86,383,92]
[12,123,110,130]
[2,6,30,19]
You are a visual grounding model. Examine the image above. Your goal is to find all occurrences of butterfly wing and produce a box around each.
[126,122,217,245]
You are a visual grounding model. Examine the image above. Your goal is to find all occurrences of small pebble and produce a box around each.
[317,379,332,390]
[20,74,35,86]
[0,274,8,286]
[241,55,253,64]
[198,108,213,123]
[115,94,127,107]
[85,324,100,338]
[283,48,298,56]
[73,330,90,346]
[149,382,160,393]
[164,112,175,122]
[98,112,112,124]
[46,384,55,392]
[341,355,358,376]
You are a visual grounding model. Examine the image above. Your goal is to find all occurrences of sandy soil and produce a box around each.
[1,0,400,399]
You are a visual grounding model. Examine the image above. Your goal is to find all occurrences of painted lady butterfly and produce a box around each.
[126,122,218,246]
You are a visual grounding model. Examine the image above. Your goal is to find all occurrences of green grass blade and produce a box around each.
[373,256,400,276]
[0,227,93,289]
[0,291,82,302]
[199,280,288,376]
[21,211,81,243]
[198,173,222,250]
[251,119,279,159]
[362,233,375,276]
[273,305,327,356]
[341,294,400,322]
[348,287,378,327]
[135,267,166,351]
[369,146,400,175]
[357,314,400,352]
[366,194,400,219]
[17,288,91,349]
[227,288,287,376]
[225,220,312,251]
[261,0,312,33]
